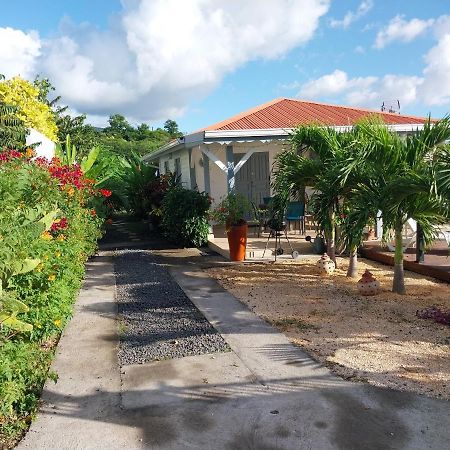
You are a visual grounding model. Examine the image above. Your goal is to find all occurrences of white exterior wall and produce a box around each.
[159,148,191,188]
[191,146,204,191]
[206,143,228,204]
[156,138,289,203]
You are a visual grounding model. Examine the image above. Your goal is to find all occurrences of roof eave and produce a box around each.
[144,123,427,161]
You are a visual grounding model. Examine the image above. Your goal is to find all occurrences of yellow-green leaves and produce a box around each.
[0,76,58,141]
[0,293,33,333]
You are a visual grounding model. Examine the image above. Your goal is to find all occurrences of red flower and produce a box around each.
[99,189,112,198]
[50,217,68,232]
[0,150,23,162]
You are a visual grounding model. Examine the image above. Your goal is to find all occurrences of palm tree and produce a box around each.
[273,124,361,269]
[353,116,450,294]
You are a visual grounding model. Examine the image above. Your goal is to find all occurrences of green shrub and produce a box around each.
[161,187,211,247]
[0,150,105,446]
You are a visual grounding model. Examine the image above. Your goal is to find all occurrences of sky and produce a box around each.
[1,0,449,134]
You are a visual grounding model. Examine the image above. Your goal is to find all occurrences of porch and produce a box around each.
[208,223,317,262]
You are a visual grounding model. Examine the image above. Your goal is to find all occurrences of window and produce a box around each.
[164,160,170,174]
[174,157,181,178]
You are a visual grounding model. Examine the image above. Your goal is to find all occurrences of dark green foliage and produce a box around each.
[164,119,183,138]
[103,114,134,139]
[115,152,159,217]
[57,115,99,157]
[0,340,53,443]
[161,187,211,247]
[0,103,27,149]
[32,77,174,158]
[0,153,103,446]
[97,129,171,157]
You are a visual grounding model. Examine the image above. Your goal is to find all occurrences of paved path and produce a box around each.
[19,220,450,449]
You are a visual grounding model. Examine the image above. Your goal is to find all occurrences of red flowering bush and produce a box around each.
[50,217,68,233]
[99,188,112,197]
[0,149,23,161]
[0,149,110,443]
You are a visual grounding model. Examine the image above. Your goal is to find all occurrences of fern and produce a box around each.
[0,102,27,150]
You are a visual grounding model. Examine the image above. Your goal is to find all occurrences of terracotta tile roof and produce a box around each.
[202,98,430,131]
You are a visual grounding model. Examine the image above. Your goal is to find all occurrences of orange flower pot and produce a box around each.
[227,224,248,261]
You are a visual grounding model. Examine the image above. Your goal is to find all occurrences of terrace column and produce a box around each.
[226,145,235,192]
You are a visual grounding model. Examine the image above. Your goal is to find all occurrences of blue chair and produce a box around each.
[286,201,305,234]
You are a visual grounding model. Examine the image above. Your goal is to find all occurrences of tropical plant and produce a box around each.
[55,135,116,186]
[0,76,58,141]
[161,187,211,247]
[143,174,176,228]
[351,116,450,294]
[0,103,27,149]
[210,192,250,230]
[273,125,359,267]
[0,148,105,442]
[0,292,33,334]
[116,152,159,217]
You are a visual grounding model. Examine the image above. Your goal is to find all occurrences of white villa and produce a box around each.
[144,98,430,206]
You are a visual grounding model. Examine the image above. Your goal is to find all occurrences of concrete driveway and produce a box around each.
[18,237,450,450]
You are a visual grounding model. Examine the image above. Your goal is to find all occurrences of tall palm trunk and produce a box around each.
[346,245,358,277]
[326,209,336,266]
[392,225,406,294]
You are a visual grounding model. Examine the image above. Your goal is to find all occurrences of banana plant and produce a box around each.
[55,135,114,186]
[0,290,33,333]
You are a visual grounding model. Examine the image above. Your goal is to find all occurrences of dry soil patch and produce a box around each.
[206,257,450,400]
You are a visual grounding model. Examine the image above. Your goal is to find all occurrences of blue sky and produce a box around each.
[1,1,449,133]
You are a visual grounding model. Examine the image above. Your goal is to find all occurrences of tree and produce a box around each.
[354,117,450,294]
[32,76,99,155]
[136,123,150,140]
[164,119,182,138]
[56,114,99,157]
[273,125,358,267]
[104,114,134,140]
[0,76,58,141]
[0,103,27,149]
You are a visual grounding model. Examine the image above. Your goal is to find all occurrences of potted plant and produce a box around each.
[211,192,250,261]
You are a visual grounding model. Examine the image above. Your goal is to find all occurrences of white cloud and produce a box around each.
[374,15,434,49]
[433,15,450,39]
[296,13,450,113]
[299,69,377,99]
[0,0,330,125]
[330,0,373,29]
[298,69,424,110]
[420,34,450,106]
[0,27,41,79]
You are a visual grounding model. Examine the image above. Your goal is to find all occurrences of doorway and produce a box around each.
[234,151,270,207]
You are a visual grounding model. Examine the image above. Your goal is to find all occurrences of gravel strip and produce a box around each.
[115,249,229,365]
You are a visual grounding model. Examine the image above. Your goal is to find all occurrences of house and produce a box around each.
[143,98,430,206]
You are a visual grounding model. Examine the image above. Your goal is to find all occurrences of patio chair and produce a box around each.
[263,196,273,206]
[286,201,305,235]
